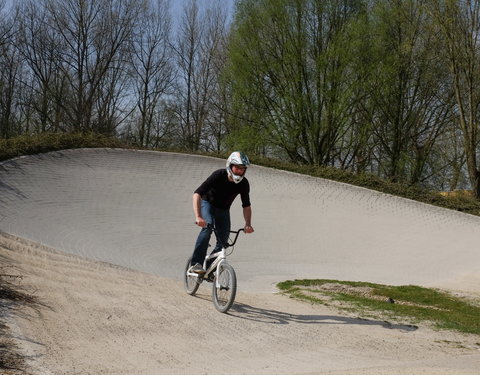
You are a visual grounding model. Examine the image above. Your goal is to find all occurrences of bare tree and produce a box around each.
[16,0,69,133]
[197,3,230,152]
[44,0,139,134]
[0,2,23,138]
[130,0,174,147]
[173,0,229,151]
[94,55,133,134]
[0,0,10,48]
[174,0,203,150]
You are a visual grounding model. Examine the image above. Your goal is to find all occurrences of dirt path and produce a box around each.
[2,233,479,375]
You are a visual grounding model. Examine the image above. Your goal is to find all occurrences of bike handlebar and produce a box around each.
[206,223,244,248]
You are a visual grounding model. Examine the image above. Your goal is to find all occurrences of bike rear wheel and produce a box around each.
[212,263,237,313]
[184,257,201,295]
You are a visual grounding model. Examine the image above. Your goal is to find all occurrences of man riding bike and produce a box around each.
[190,151,254,274]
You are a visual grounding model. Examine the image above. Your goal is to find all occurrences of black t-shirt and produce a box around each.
[194,169,251,209]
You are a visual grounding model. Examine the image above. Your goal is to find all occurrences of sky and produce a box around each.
[171,0,236,23]
[3,0,236,17]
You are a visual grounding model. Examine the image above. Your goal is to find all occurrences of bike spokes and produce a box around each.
[184,257,201,295]
[212,263,237,313]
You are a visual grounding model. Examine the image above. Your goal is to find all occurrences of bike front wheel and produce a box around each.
[184,257,201,295]
[212,263,237,313]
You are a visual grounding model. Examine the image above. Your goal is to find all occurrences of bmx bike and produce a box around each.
[184,224,244,313]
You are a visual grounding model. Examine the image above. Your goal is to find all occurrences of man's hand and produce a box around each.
[244,225,254,234]
[195,217,207,228]
[193,193,206,228]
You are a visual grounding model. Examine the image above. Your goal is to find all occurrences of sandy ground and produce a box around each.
[1,232,480,375]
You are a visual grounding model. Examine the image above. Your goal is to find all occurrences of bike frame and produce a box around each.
[186,224,244,284]
[204,248,227,286]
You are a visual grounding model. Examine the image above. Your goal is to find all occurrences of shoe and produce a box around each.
[190,263,206,275]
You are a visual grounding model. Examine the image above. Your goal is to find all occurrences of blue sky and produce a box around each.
[171,0,236,21]
[3,0,235,17]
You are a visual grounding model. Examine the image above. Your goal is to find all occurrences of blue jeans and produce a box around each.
[191,200,231,266]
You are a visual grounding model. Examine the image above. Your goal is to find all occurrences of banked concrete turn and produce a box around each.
[1,148,479,293]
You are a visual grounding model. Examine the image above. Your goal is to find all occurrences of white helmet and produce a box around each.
[226,151,250,184]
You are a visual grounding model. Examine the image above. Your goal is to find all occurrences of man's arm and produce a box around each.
[193,171,219,228]
[193,193,206,227]
[243,206,254,233]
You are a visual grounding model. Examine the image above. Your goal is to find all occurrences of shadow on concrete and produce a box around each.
[229,302,418,332]
[186,290,417,332]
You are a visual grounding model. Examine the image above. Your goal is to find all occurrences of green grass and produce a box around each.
[277,279,480,335]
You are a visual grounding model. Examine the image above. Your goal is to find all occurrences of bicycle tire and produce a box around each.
[184,257,201,295]
[212,263,237,313]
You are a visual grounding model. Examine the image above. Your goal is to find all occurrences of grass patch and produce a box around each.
[277,279,480,335]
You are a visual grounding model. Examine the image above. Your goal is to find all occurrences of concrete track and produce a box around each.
[1,148,479,293]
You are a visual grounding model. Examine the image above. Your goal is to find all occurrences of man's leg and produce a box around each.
[212,207,231,253]
[202,207,230,271]
[191,200,214,267]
